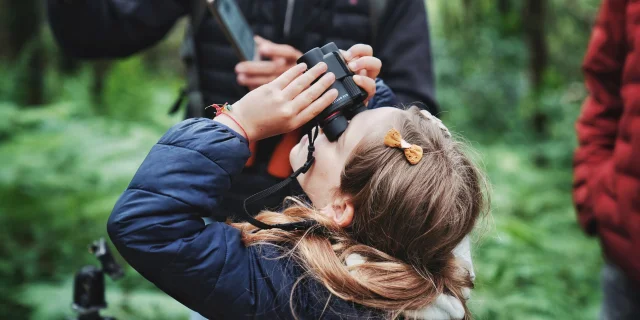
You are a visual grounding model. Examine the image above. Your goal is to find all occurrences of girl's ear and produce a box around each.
[329,197,354,228]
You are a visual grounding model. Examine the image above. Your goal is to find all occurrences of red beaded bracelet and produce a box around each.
[219,113,249,143]
[208,103,250,143]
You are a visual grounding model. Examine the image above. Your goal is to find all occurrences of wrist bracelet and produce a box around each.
[218,113,249,143]
[208,103,249,143]
[205,103,232,118]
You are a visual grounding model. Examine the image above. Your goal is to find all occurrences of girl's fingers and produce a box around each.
[282,62,328,99]
[345,44,373,61]
[294,89,340,127]
[352,75,376,102]
[271,63,307,89]
[291,72,336,113]
[340,49,352,62]
[348,57,381,79]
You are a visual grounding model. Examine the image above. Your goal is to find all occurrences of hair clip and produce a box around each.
[384,128,423,165]
[419,110,451,138]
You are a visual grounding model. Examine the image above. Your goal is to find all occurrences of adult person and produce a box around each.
[573,0,640,318]
[46,0,439,216]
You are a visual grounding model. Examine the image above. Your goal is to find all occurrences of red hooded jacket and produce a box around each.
[573,0,640,286]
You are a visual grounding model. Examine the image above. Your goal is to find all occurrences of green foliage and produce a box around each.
[0,56,184,318]
[102,58,183,123]
[468,145,602,320]
[0,1,607,319]
[0,100,166,280]
[430,0,598,148]
[19,279,188,320]
[428,1,604,319]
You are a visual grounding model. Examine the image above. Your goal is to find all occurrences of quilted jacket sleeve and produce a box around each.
[47,0,187,58]
[367,78,400,110]
[376,0,438,114]
[107,118,266,319]
[573,0,626,236]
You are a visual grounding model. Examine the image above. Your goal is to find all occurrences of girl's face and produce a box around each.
[290,107,400,209]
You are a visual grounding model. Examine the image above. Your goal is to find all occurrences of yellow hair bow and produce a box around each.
[384,128,423,165]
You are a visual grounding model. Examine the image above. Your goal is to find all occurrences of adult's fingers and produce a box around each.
[291,72,336,113]
[259,42,302,60]
[237,74,278,87]
[254,35,268,45]
[255,35,301,59]
[352,75,376,102]
[282,62,328,99]
[271,63,307,89]
[294,89,339,128]
[348,56,381,79]
[235,60,285,75]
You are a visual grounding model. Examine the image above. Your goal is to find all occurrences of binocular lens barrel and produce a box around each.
[297,42,368,141]
[297,48,325,68]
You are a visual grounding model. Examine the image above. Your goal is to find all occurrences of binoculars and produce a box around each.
[297,42,368,141]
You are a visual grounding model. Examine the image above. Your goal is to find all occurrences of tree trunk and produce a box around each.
[523,0,548,92]
[462,0,473,21]
[25,41,46,106]
[6,0,45,106]
[59,53,80,75]
[91,61,112,111]
[524,0,549,134]
[523,0,550,166]
[498,0,510,16]
[0,0,9,59]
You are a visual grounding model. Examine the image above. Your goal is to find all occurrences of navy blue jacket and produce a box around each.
[107,83,397,319]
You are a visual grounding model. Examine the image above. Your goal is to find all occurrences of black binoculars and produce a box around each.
[297,42,368,141]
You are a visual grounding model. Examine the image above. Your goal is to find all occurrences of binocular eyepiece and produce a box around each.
[297,42,368,141]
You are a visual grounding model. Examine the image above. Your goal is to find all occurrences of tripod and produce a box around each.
[71,238,123,320]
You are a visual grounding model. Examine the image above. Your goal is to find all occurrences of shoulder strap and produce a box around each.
[369,0,387,48]
[190,0,208,35]
[177,0,209,118]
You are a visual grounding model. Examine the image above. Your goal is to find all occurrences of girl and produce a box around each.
[107,45,486,319]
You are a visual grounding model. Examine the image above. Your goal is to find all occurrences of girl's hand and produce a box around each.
[217,62,338,142]
[342,44,381,79]
[341,44,381,103]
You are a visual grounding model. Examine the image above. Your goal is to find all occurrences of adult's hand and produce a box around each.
[235,36,302,90]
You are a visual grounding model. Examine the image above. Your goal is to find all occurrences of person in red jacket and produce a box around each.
[573,0,640,318]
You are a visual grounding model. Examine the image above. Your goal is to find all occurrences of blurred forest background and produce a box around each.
[0,0,604,319]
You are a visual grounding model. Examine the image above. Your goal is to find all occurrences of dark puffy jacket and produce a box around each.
[47,0,429,216]
[46,0,437,111]
[107,86,397,319]
[573,0,640,286]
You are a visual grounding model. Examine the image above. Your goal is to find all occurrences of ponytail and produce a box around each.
[231,205,475,319]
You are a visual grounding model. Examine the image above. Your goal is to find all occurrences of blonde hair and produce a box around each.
[231,106,488,319]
